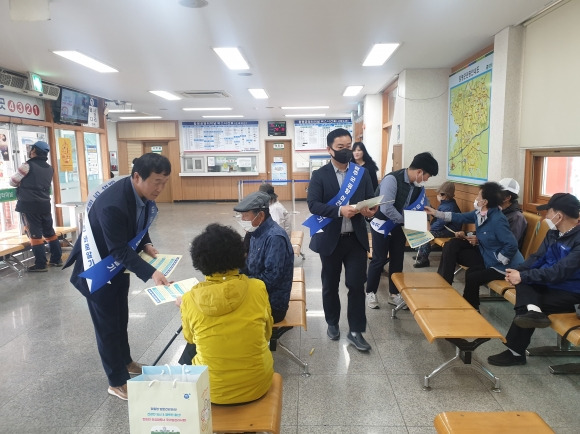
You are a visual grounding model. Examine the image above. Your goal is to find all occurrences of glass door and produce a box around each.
[84,132,104,195]
[55,129,81,226]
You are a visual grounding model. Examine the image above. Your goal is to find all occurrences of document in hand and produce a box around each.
[403,210,428,232]
[352,195,393,211]
[139,252,182,278]
[146,277,200,305]
[402,227,434,249]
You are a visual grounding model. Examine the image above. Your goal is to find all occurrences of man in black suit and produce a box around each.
[64,153,171,400]
[305,128,378,351]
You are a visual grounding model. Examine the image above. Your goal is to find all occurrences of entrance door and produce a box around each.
[144,142,172,203]
[265,139,293,201]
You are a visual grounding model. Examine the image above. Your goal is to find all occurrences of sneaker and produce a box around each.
[327,324,340,341]
[27,265,47,272]
[388,293,403,306]
[48,261,63,267]
[514,311,551,329]
[346,332,371,351]
[487,349,526,366]
[127,361,143,375]
[107,384,128,400]
[366,292,379,309]
[413,259,430,268]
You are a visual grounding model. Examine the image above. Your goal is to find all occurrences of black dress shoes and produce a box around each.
[327,324,340,340]
[413,259,430,268]
[514,311,551,329]
[487,349,526,366]
[346,332,371,351]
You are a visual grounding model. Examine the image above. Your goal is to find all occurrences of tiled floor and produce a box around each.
[1,201,579,433]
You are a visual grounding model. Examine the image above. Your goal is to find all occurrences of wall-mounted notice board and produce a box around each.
[294,119,352,151]
[182,121,260,152]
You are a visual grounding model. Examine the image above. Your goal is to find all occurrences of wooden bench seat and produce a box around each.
[290,230,305,259]
[434,411,554,434]
[292,267,304,283]
[212,372,283,434]
[391,272,451,317]
[0,241,27,277]
[272,300,310,376]
[401,287,473,314]
[290,281,306,301]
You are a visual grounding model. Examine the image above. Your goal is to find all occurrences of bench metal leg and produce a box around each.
[423,338,500,392]
[526,335,580,357]
[391,300,408,319]
[549,363,580,374]
[277,341,310,377]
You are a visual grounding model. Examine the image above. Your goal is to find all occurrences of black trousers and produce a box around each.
[437,238,483,284]
[320,234,368,332]
[505,283,580,355]
[366,228,390,294]
[21,212,62,267]
[385,225,406,294]
[463,265,505,309]
[86,273,132,387]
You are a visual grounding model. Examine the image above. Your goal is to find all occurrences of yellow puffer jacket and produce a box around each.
[180,270,274,404]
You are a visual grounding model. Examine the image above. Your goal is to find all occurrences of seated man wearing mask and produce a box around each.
[236,191,294,323]
[488,193,580,366]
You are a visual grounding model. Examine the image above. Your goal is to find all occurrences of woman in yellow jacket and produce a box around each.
[180,223,274,405]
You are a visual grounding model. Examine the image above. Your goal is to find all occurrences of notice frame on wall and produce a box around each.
[294,119,352,151]
[181,121,260,152]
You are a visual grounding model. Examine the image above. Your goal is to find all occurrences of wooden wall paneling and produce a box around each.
[167,139,182,200]
[293,173,309,200]
[127,141,143,171]
[118,140,129,175]
[75,130,89,202]
[214,177,235,200]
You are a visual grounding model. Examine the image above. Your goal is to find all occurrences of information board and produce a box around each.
[182,121,259,152]
[294,119,352,151]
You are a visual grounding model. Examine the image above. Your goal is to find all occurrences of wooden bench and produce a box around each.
[292,266,304,283]
[271,300,309,376]
[54,226,78,246]
[393,272,506,391]
[212,372,283,434]
[290,230,305,259]
[0,241,27,277]
[434,411,554,433]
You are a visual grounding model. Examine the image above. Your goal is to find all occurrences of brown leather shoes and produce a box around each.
[107,384,128,401]
[126,361,143,375]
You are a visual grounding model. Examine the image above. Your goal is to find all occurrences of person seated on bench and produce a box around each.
[426,182,524,310]
[413,181,461,268]
[259,183,292,237]
[179,223,274,404]
[488,193,580,366]
[435,178,526,284]
[236,191,294,324]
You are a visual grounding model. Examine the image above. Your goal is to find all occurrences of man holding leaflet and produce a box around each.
[365,152,439,308]
[305,128,378,351]
[64,153,171,401]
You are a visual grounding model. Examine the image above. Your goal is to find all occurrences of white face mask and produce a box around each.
[437,194,444,202]
[473,199,482,211]
[546,213,560,231]
[238,212,260,232]
[414,172,425,188]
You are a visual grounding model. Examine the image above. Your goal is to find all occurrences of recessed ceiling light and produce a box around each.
[202,115,244,118]
[362,43,400,66]
[179,0,208,8]
[182,107,233,111]
[343,86,363,97]
[107,109,136,113]
[149,90,182,101]
[213,47,250,70]
[52,51,118,73]
[281,106,329,110]
[119,116,162,120]
[285,114,325,118]
[248,88,268,99]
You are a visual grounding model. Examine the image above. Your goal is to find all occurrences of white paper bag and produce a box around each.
[128,365,212,434]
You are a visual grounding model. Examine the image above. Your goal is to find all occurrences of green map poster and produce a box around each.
[448,52,493,183]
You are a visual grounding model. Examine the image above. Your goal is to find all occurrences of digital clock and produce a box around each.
[267,121,286,136]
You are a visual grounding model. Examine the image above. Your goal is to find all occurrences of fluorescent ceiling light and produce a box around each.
[119,116,162,120]
[248,88,269,99]
[182,107,233,111]
[213,47,250,70]
[52,51,118,73]
[108,109,136,113]
[343,86,363,97]
[149,90,181,101]
[202,115,244,118]
[285,114,325,118]
[281,106,329,110]
[362,43,400,66]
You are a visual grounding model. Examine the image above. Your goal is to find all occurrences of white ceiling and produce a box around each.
[0,0,554,122]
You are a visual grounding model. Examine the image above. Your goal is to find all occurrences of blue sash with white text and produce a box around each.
[370,188,426,238]
[302,164,365,237]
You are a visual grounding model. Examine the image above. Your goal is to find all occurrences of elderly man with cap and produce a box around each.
[488,193,580,366]
[235,191,294,323]
[10,140,62,272]
[413,181,461,268]
[498,178,527,250]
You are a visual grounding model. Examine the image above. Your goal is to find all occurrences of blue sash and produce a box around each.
[302,164,365,237]
[370,188,426,237]
[79,180,158,293]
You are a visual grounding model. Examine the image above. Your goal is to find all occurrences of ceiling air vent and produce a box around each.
[179,90,230,99]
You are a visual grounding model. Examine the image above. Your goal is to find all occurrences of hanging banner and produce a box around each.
[59,137,74,172]
[0,90,45,121]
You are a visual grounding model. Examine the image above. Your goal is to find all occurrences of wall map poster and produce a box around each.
[294,119,352,151]
[448,52,493,183]
[181,121,259,152]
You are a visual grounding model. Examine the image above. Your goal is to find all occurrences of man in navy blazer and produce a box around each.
[306,128,377,351]
[64,153,171,400]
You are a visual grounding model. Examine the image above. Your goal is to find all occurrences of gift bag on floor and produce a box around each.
[128,365,212,434]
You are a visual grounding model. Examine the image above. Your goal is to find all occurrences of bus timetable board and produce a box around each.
[181,121,260,152]
[294,119,352,151]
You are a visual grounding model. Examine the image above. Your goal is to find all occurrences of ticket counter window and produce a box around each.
[84,132,103,194]
[55,129,81,226]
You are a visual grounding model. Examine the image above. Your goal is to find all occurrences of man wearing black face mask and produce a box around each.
[305,128,378,351]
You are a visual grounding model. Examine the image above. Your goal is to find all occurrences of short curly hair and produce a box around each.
[479,181,503,209]
[190,224,246,275]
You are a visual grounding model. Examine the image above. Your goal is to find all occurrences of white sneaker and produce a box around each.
[366,292,379,309]
[388,293,404,306]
